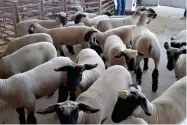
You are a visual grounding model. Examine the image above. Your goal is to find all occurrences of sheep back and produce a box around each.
[0,42,57,79]
[75,48,105,97]
[76,65,132,123]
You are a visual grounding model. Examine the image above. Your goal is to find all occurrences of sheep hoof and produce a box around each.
[27,113,37,124]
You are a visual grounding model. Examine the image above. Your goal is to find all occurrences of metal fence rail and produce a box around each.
[0,0,114,42]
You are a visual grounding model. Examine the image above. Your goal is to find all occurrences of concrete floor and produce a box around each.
[0,6,186,124]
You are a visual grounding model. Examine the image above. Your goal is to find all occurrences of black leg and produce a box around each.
[152,69,159,92]
[58,84,68,103]
[66,45,75,55]
[136,67,142,85]
[69,92,76,101]
[16,108,26,124]
[143,58,149,70]
[27,112,37,124]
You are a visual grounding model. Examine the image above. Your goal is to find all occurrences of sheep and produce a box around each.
[103,35,138,70]
[0,33,53,59]
[0,42,57,79]
[74,12,111,27]
[36,65,132,124]
[111,76,186,124]
[86,25,137,50]
[170,30,186,48]
[16,12,67,37]
[0,56,97,124]
[131,10,160,92]
[73,48,105,100]
[28,23,96,56]
[164,42,186,79]
[96,7,154,32]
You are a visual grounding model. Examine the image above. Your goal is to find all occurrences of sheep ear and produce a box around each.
[164,42,170,50]
[140,97,151,116]
[180,49,186,54]
[83,63,98,70]
[170,37,175,41]
[37,104,59,114]
[54,65,74,72]
[84,30,97,42]
[137,52,146,56]
[78,103,100,114]
[28,24,35,34]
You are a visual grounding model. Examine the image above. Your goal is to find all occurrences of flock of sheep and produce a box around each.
[0,5,186,124]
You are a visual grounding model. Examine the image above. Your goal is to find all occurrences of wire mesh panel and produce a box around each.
[0,0,17,42]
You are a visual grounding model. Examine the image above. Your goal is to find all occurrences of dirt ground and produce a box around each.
[0,6,186,124]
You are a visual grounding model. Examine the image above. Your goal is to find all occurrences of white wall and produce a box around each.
[141,0,158,5]
[141,0,186,8]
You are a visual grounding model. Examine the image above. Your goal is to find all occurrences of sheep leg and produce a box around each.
[27,112,37,124]
[58,83,68,103]
[152,68,159,92]
[66,45,75,55]
[58,46,65,56]
[143,58,149,70]
[135,56,143,84]
[16,107,26,124]
[69,92,76,101]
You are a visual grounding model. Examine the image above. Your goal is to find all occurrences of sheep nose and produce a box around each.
[167,64,173,71]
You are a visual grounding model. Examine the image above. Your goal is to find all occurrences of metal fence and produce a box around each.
[0,0,114,42]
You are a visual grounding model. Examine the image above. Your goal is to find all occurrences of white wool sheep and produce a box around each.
[36,65,132,124]
[87,25,137,50]
[0,57,74,124]
[0,33,53,59]
[103,35,138,71]
[111,76,186,124]
[16,12,67,37]
[96,7,153,32]
[0,42,57,79]
[164,42,186,79]
[170,30,186,48]
[131,11,160,92]
[28,23,96,56]
[74,48,105,99]
[74,13,110,27]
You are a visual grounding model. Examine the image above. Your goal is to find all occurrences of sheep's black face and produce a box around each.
[54,64,98,100]
[59,15,67,26]
[114,52,135,71]
[164,42,186,71]
[28,24,35,34]
[36,101,100,124]
[84,30,97,42]
[87,39,103,56]
[56,101,79,124]
[112,88,151,123]
[74,13,86,24]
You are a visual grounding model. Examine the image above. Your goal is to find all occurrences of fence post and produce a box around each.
[98,0,102,14]
[63,0,67,12]
[12,0,19,37]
